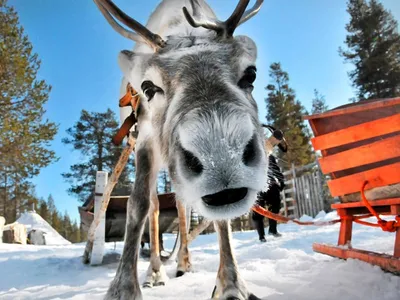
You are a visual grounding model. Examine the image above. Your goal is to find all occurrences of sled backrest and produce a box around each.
[304,97,400,201]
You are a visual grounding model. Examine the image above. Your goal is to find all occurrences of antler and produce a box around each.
[183,0,264,38]
[93,0,166,51]
[238,0,264,26]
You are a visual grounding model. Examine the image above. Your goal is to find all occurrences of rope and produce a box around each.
[251,181,400,231]
[251,204,341,226]
[359,181,400,232]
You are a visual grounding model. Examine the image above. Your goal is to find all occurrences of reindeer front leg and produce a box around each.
[213,220,260,300]
[175,200,191,277]
[105,145,156,300]
[143,189,168,288]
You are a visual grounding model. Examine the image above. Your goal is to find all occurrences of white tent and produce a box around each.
[17,211,71,246]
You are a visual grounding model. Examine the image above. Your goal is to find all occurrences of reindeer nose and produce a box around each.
[201,188,248,206]
[242,136,258,166]
[181,147,203,175]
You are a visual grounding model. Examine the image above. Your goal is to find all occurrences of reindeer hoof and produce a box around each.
[225,295,260,300]
[211,284,260,300]
[144,265,168,288]
[143,281,153,288]
[154,281,166,286]
[176,270,185,277]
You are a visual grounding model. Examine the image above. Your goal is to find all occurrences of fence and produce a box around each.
[283,161,333,218]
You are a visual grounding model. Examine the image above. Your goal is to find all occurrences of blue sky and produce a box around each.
[9,0,400,222]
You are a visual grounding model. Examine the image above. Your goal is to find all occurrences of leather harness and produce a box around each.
[112,83,140,146]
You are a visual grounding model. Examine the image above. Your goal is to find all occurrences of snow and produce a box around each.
[16,211,70,246]
[1,211,400,300]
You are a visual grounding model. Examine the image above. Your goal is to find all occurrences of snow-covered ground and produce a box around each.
[1,211,400,300]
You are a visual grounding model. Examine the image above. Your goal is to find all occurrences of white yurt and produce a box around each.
[17,211,70,246]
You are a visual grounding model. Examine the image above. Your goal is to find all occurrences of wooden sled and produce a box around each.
[305,97,400,274]
[79,193,180,247]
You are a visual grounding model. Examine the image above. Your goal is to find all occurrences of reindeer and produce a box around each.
[93,0,267,299]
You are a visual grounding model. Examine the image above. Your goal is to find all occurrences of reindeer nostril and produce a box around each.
[182,148,203,175]
[242,136,257,166]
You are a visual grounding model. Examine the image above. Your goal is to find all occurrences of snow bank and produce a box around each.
[16,211,70,246]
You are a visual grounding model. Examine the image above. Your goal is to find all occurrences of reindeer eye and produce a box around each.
[141,80,162,101]
[238,66,257,90]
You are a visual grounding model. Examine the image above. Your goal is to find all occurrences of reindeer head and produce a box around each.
[95,0,267,220]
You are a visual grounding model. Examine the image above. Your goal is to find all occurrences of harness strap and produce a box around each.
[113,83,140,146]
[251,204,342,226]
[119,83,141,113]
[252,182,400,231]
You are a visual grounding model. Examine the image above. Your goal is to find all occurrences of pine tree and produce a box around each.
[61,212,72,240]
[47,194,56,213]
[62,109,134,202]
[70,221,81,243]
[340,0,400,100]
[80,223,88,242]
[0,0,58,222]
[311,89,329,115]
[38,199,49,222]
[51,210,62,233]
[265,62,314,167]
[7,180,37,219]
[46,194,56,225]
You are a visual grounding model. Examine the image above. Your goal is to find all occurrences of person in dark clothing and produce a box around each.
[252,154,285,242]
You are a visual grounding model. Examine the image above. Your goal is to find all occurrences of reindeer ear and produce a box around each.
[235,35,257,61]
[118,50,136,76]
[118,50,152,88]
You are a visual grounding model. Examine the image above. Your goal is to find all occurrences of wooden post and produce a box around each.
[309,173,315,216]
[299,176,306,216]
[242,215,247,231]
[281,187,287,217]
[306,174,313,217]
[305,174,312,216]
[312,173,319,216]
[82,134,136,264]
[311,173,319,216]
[298,175,304,216]
[90,171,108,265]
[315,168,323,213]
[291,163,299,218]
[306,174,311,216]
[394,227,400,258]
[392,205,400,257]
[337,208,353,246]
